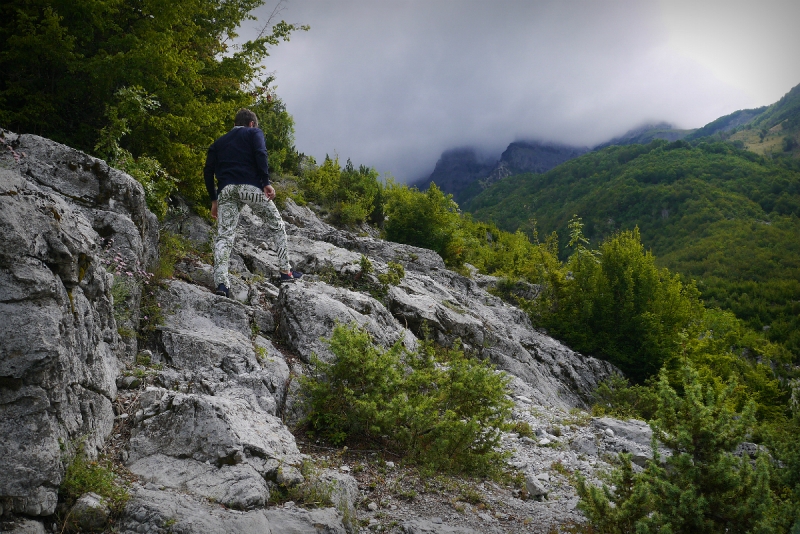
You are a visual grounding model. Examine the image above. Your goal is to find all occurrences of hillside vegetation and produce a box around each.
[465,139,800,355]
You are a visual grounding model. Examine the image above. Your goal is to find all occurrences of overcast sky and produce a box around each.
[242,0,800,183]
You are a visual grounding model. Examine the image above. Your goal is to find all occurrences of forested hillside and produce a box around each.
[466,137,800,355]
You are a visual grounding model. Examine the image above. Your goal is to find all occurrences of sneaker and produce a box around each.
[280,270,303,283]
[215,283,230,298]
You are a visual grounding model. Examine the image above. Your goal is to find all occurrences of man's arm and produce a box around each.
[251,129,270,188]
[204,143,218,202]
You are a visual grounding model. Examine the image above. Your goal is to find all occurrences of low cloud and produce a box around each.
[244,0,797,182]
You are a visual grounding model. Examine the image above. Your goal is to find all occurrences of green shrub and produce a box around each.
[591,374,660,421]
[577,366,783,533]
[301,323,513,475]
[60,452,129,530]
[533,222,704,383]
[378,261,405,286]
[384,182,467,267]
[299,156,383,226]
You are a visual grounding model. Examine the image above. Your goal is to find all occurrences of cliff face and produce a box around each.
[0,132,633,534]
[0,130,158,518]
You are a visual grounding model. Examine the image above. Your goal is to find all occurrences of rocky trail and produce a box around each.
[1,131,659,533]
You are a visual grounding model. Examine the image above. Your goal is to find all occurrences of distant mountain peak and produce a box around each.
[414,140,588,205]
[595,122,692,149]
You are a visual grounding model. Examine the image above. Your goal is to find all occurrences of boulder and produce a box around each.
[127,454,269,510]
[68,492,110,531]
[126,388,302,478]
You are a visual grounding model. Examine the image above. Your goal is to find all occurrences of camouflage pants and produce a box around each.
[214,184,291,288]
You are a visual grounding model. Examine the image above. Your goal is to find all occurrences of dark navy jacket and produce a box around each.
[204,126,270,201]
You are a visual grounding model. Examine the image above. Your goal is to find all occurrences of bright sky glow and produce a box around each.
[242,0,799,182]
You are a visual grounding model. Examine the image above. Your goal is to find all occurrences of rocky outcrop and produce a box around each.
[1,131,626,533]
[0,130,156,518]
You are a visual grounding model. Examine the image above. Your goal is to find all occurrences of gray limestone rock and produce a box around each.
[525,472,548,499]
[385,269,616,408]
[0,131,154,517]
[570,435,599,457]
[401,520,479,534]
[126,388,302,476]
[318,228,447,275]
[277,281,417,363]
[592,417,668,467]
[318,470,359,532]
[0,519,47,534]
[120,487,347,533]
[68,492,110,531]
[128,454,269,510]
[592,417,652,447]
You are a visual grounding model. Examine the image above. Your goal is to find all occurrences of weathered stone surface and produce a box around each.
[127,388,301,475]
[121,487,347,533]
[401,519,479,534]
[0,131,155,517]
[128,454,269,510]
[318,470,359,531]
[69,492,111,531]
[277,281,417,363]
[525,472,548,498]
[319,228,447,274]
[385,269,616,408]
[592,417,652,447]
[0,518,47,534]
[156,280,256,368]
[592,417,666,467]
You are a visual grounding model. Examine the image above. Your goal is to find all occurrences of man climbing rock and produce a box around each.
[204,108,302,298]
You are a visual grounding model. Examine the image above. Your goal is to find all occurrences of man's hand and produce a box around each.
[263,184,276,201]
[211,200,218,219]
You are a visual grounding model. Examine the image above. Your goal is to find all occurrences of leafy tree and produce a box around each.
[384,182,467,267]
[533,223,704,383]
[0,0,307,213]
[465,140,800,354]
[298,156,383,226]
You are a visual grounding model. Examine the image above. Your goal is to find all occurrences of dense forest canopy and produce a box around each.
[466,139,800,355]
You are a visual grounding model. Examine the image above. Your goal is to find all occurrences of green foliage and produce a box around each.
[378,261,405,286]
[577,366,784,533]
[300,156,383,225]
[384,182,468,267]
[466,139,800,354]
[0,0,307,206]
[531,225,704,383]
[359,255,374,275]
[94,87,176,218]
[60,452,129,529]
[590,374,660,421]
[301,323,513,475]
[267,460,334,509]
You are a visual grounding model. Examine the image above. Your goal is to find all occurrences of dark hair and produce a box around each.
[234,108,259,127]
